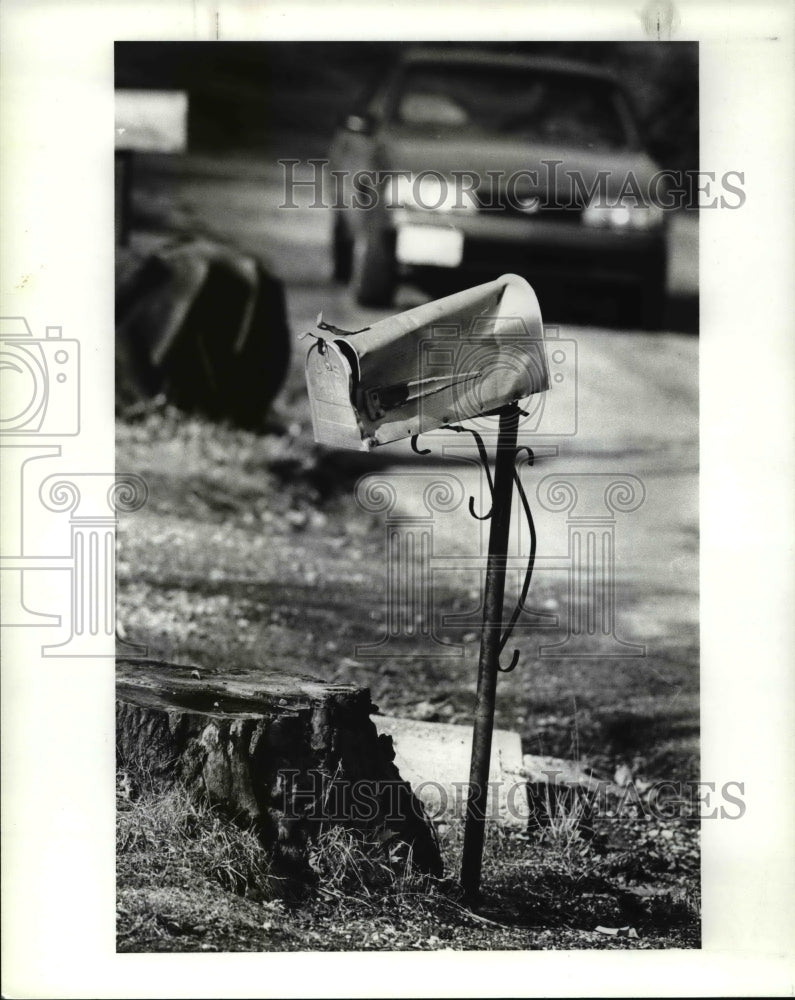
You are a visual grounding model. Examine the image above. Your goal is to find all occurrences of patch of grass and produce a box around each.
[533,786,596,862]
[306,825,438,903]
[117,771,279,902]
[117,770,699,952]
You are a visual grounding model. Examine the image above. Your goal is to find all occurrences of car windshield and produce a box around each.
[392,63,633,150]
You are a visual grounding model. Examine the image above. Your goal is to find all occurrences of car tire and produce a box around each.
[351,228,396,308]
[331,214,353,284]
[115,239,290,427]
[637,260,667,331]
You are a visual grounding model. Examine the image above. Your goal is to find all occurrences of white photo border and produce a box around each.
[1,0,793,996]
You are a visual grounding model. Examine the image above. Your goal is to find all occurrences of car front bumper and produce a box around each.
[390,209,667,287]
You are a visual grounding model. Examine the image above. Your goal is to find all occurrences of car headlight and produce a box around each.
[582,201,664,231]
[393,173,478,213]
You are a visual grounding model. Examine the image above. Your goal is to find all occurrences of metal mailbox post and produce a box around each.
[304,273,550,900]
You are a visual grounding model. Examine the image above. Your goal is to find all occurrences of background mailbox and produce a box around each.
[305,273,549,450]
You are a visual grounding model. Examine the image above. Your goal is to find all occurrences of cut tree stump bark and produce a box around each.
[116,658,442,878]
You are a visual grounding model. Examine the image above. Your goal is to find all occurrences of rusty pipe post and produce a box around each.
[460,403,520,900]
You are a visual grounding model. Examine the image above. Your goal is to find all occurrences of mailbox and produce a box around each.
[304,273,549,450]
[303,272,552,897]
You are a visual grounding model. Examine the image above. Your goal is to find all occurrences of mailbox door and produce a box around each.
[305,341,368,450]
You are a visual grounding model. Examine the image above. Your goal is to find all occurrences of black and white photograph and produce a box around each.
[113,38,703,952]
[1,0,793,996]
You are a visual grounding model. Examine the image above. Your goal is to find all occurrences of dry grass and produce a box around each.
[116,768,700,952]
[307,825,434,902]
[117,771,280,901]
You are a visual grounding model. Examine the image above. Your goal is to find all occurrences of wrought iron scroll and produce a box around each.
[409,426,538,674]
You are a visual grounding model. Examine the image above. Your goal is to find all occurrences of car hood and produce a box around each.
[374,128,658,199]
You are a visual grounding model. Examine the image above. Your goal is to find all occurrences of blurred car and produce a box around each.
[329,47,668,327]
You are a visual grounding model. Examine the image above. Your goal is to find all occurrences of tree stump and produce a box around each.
[116,658,442,878]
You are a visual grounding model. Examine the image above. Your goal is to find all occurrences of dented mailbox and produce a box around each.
[304,273,549,450]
